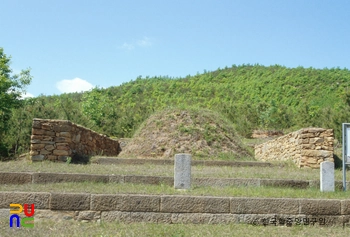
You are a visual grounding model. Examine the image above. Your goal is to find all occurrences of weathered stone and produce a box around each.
[45,145,55,151]
[35,210,76,222]
[50,193,90,210]
[230,198,299,214]
[59,132,71,138]
[47,155,57,161]
[53,149,70,156]
[300,199,340,215]
[91,194,160,212]
[33,173,108,184]
[76,211,101,221]
[108,175,125,183]
[54,137,72,143]
[161,196,230,213]
[41,123,52,130]
[0,172,32,184]
[101,211,172,223]
[124,175,161,185]
[32,120,42,129]
[255,127,333,168]
[260,179,309,189]
[194,178,259,187]
[53,124,71,132]
[0,192,50,209]
[320,161,335,192]
[307,128,326,133]
[32,128,45,135]
[29,119,120,162]
[30,150,39,155]
[40,149,51,155]
[31,155,45,161]
[174,153,191,189]
[31,143,46,150]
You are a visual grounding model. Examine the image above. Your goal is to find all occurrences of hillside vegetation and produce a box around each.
[3,64,350,159]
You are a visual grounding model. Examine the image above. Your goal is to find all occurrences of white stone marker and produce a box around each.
[320,161,335,192]
[174,153,191,190]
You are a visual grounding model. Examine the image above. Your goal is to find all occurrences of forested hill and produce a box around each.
[4,64,350,157]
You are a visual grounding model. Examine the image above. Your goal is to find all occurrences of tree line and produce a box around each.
[2,47,350,159]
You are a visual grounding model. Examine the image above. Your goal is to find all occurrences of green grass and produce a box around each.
[1,159,348,181]
[0,219,349,237]
[1,182,349,199]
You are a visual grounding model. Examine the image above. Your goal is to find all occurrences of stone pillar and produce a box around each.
[320,161,335,192]
[174,153,191,190]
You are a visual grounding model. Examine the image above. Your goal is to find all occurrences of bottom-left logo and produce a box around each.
[9,203,35,228]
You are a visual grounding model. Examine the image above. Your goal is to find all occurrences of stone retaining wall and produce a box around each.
[1,192,350,226]
[30,118,120,162]
[255,128,334,168]
[93,158,273,167]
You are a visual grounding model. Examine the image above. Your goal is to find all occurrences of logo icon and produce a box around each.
[9,203,35,228]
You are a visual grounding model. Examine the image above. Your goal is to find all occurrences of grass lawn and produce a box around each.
[0,158,348,181]
[0,219,349,237]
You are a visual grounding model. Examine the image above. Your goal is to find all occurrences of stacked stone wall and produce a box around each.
[30,118,120,162]
[255,128,334,168]
[1,192,350,226]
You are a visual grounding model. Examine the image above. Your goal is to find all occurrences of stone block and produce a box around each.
[54,137,72,143]
[53,124,72,132]
[34,210,76,222]
[31,143,46,150]
[41,123,52,130]
[31,155,45,161]
[0,172,32,184]
[30,150,39,155]
[161,196,230,213]
[33,173,109,184]
[194,178,259,187]
[320,161,334,192]
[230,198,299,214]
[124,175,161,185]
[300,199,341,215]
[32,120,42,129]
[50,193,90,210]
[40,149,51,155]
[341,200,350,215]
[43,130,55,136]
[260,179,309,189]
[91,194,160,212]
[32,128,45,135]
[307,128,326,133]
[53,149,70,156]
[101,211,172,223]
[45,145,55,151]
[108,175,125,183]
[76,211,101,221]
[47,155,57,161]
[0,192,50,209]
[174,153,191,189]
[59,132,71,137]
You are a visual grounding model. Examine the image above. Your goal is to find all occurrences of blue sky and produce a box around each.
[1,0,349,97]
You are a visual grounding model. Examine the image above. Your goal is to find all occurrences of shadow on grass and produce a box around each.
[71,153,91,164]
[334,154,342,169]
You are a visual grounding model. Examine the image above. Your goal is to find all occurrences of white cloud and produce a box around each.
[120,37,153,50]
[56,78,94,93]
[20,92,34,99]
[137,37,152,47]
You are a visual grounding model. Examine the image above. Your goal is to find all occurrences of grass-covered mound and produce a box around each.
[118,107,252,160]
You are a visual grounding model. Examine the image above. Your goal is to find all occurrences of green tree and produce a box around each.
[0,47,32,158]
